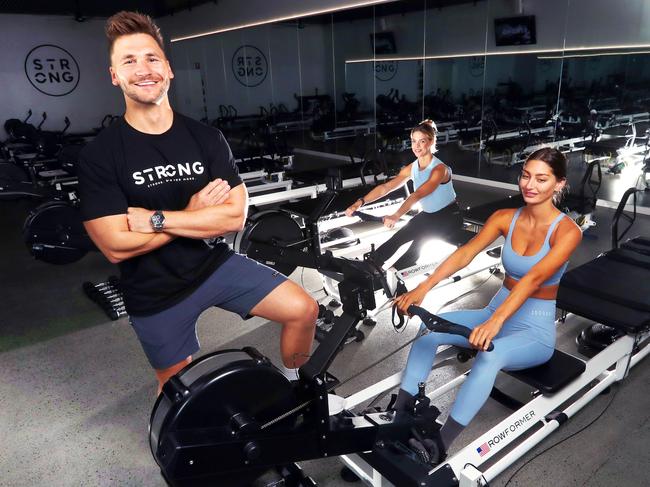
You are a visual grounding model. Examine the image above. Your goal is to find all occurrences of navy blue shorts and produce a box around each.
[129,253,287,369]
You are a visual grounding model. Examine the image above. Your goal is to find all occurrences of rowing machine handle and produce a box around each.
[407,304,494,351]
[352,210,383,223]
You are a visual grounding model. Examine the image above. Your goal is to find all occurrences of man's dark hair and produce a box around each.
[105,11,165,57]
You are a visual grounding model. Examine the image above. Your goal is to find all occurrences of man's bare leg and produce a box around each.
[153,280,317,393]
[250,280,318,368]
[155,355,192,396]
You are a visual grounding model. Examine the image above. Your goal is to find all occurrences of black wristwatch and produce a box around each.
[358,197,366,206]
[150,210,165,232]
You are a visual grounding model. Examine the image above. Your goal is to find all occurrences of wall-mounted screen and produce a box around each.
[494,16,536,46]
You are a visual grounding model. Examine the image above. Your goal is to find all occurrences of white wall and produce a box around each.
[0,14,122,138]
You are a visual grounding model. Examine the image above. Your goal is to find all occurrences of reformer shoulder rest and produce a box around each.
[621,236,650,256]
[559,251,650,313]
[557,245,650,334]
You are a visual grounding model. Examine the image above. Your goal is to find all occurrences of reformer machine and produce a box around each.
[336,186,650,486]
[149,187,649,487]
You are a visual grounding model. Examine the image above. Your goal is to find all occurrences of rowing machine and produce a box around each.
[149,305,482,486]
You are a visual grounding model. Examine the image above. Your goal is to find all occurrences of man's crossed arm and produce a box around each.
[84,179,246,264]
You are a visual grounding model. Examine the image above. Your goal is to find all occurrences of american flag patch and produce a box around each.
[477,442,490,457]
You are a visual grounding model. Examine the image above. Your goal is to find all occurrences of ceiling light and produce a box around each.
[171,0,393,42]
[345,43,650,63]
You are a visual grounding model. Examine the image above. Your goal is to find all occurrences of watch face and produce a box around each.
[151,212,164,229]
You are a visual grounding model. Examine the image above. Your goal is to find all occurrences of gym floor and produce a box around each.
[1,177,649,487]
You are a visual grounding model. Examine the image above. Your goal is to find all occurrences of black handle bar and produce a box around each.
[407,304,494,351]
[352,210,383,223]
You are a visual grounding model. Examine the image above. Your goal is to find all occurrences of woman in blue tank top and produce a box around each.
[392,147,583,462]
[345,119,462,270]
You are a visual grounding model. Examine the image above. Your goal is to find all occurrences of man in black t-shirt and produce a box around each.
[77,11,317,394]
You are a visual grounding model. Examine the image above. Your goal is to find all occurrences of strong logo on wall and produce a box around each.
[375,61,398,81]
[232,45,268,87]
[24,44,80,96]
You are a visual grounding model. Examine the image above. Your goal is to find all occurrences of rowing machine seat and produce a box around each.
[505,349,585,394]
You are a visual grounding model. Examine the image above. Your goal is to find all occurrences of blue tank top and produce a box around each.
[410,156,456,213]
[502,207,569,286]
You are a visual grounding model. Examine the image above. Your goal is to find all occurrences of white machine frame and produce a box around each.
[315,207,502,321]
[321,238,502,322]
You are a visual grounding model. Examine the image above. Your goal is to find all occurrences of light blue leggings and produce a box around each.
[401,287,556,425]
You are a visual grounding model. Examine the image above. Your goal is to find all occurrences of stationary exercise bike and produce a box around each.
[149,300,492,487]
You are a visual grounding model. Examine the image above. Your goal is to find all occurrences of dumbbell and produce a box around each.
[83,276,122,293]
[86,289,122,306]
[83,282,122,302]
[108,306,127,321]
[98,295,124,307]
[106,275,122,290]
[103,302,126,312]
[83,281,116,295]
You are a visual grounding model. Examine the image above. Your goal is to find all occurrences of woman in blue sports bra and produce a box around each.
[393,147,583,461]
[345,119,462,270]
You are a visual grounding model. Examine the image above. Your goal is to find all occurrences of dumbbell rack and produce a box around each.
[82,276,127,321]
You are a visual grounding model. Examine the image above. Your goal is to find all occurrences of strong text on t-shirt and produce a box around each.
[132,161,205,187]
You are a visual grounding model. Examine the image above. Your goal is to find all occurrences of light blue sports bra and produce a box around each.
[410,157,456,213]
[502,207,569,287]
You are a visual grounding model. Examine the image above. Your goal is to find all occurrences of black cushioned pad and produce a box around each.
[630,236,650,246]
[607,248,650,270]
[622,236,650,256]
[557,286,650,333]
[583,138,629,155]
[506,349,585,394]
[462,194,524,225]
[559,254,650,312]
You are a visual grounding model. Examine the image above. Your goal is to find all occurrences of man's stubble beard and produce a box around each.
[118,74,171,107]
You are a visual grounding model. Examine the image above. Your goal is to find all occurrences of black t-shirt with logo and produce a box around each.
[77,113,242,316]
